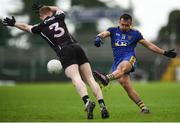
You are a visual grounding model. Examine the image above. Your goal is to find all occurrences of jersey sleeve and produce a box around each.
[107,27,114,33]
[31,24,41,34]
[136,31,144,43]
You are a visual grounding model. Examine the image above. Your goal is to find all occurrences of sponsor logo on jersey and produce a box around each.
[115,39,128,46]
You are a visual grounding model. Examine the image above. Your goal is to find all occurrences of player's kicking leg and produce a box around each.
[93,61,131,87]
[93,70,109,86]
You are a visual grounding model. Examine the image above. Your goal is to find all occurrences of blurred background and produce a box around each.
[0,0,180,83]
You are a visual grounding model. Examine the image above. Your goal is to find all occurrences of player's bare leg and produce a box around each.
[112,61,132,78]
[65,64,95,119]
[65,64,88,97]
[93,61,132,86]
[118,74,150,114]
[80,63,103,99]
[80,63,109,118]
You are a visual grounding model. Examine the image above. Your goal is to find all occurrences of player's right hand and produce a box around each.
[32,2,43,13]
[94,36,103,47]
[2,16,16,26]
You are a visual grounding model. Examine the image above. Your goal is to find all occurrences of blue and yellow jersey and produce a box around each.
[107,26,144,72]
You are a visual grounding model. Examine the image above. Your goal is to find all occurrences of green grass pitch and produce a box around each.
[0,82,180,122]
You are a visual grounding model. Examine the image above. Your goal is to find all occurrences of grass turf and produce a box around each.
[0,82,180,122]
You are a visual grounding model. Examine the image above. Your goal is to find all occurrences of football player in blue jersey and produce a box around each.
[93,14,177,114]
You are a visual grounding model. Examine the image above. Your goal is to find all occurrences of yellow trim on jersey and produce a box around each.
[139,39,145,43]
[129,27,144,43]
[129,56,136,65]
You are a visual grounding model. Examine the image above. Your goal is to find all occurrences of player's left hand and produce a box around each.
[164,49,177,58]
[2,16,16,26]
[94,36,103,47]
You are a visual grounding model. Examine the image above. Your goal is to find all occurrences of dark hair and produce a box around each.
[120,14,132,22]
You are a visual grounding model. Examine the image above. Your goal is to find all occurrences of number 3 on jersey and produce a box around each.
[49,22,65,38]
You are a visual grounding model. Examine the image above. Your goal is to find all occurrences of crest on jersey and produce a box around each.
[128,35,133,40]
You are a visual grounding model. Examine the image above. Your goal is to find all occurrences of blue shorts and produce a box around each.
[112,55,137,73]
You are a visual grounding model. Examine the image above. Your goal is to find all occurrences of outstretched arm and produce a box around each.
[14,22,33,32]
[97,31,111,39]
[140,40,164,55]
[140,40,177,58]
[2,16,33,33]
